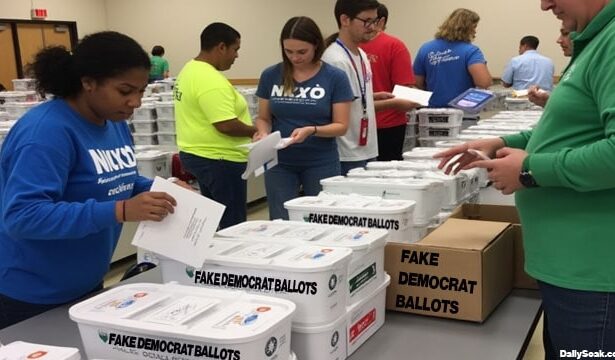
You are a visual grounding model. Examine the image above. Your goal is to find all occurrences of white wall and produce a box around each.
[104,0,567,79]
[0,0,108,37]
[1,0,567,79]
[103,0,340,79]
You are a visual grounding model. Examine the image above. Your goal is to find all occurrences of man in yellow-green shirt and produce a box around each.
[175,22,256,229]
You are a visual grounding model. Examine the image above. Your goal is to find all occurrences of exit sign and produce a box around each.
[31,8,48,19]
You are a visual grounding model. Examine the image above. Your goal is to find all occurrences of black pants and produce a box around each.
[377,124,407,161]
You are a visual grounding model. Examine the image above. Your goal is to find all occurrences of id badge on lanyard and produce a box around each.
[359,113,368,146]
[336,39,369,146]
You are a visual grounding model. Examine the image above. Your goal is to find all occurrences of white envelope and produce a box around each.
[239,131,282,179]
[392,85,433,106]
[132,177,225,268]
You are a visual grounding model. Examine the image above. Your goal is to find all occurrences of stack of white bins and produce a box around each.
[132,102,158,145]
[0,88,40,121]
[216,220,391,360]
[284,193,416,243]
[154,91,176,146]
[320,174,444,240]
[237,87,258,120]
[416,108,464,147]
[403,109,418,151]
[69,282,296,360]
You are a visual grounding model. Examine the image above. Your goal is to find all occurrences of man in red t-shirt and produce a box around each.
[360,3,417,160]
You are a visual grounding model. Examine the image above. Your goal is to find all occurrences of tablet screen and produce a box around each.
[448,88,495,113]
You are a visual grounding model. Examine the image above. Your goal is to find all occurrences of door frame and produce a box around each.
[0,19,78,78]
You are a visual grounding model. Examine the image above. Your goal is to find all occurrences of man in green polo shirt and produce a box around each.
[174,22,256,229]
[435,0,615,354]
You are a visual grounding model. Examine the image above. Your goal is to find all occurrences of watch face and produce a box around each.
[519,171,538,188]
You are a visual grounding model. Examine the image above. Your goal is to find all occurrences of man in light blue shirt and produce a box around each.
[501,35,554,91]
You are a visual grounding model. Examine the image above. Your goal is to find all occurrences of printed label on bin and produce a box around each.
[143,296,219,326]
[349,263,377,294]
[228,243,287,259]
[349,308,376,343]
[280,226,329,241]
[306,212,401,231]
[90,289,169,317]
[213,303,276,330]
[97,330,242,360]
[286,248,336,263]
[192,270,319,295]
[323,228,372,244]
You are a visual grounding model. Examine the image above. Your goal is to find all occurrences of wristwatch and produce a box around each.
[519,168,539,188]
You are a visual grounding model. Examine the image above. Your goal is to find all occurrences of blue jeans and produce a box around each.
[265,160,341,220]
[340,158,376,176]
[179,152,247,229]
[539,281,615,359]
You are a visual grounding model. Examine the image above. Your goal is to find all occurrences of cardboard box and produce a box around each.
[450,204,538,289]
[385,218,513,322]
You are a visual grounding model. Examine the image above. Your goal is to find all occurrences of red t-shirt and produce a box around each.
[360,32,415,128]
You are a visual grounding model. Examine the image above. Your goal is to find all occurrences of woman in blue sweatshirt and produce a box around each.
[0,31,178,329]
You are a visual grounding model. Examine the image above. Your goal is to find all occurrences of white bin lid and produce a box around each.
[322,175,443,190]
[217,220,387,253]
[0,341,80,360]
[416,108,463,115]
[402,147,444,160]
[69,282,295,344]
[206,238,352,272]
[136,150,167,160]
[155,101,174,106]
[284,194,415,215]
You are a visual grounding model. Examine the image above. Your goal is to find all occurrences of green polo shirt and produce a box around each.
[503,1,615,291]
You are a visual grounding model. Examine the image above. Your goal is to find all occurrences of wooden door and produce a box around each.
[16,23,45,73]
[0,23,18,90]
[42,24,71,49]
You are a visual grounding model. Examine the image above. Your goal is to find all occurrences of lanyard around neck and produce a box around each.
[335,39,367,115]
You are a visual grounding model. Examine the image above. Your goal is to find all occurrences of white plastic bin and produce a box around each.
[11,78,36,91]
[131,119,157,133]
[156,119,176,133]
[157,132,176,145]
[0,91,28,103]
[158,238,352,326]
[418,136,453,147]
[132,103,156,120]
[417,108,463,126]
[0,341,80,360]
[403,135,417,151]
[434,139,465,148]
[418,124,461,138]
[415,171,469,209]
[320,176,445,226]
[4,101,39,119]
[132,132,158,145]
[158,92,174,102]
[285,193,415,243]
[216,220,388,303]
[136,150,170,178]
[291,273,390,360]
[0,111,9,122]
[155,101,174,119]
[505,97,531,110]
[402,147,445,161]
[346,273,390,356]
[69,282,295,360]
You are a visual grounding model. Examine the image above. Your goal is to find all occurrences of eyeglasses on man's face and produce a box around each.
[353,16,381,28]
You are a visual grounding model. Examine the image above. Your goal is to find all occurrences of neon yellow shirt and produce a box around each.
[174,60,251,162]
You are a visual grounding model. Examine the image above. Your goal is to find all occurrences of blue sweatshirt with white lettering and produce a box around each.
[0,99,152,304]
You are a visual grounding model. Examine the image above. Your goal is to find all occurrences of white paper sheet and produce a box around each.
[392,85,433,106]
[239,131,281,179]
[132,177,225,268]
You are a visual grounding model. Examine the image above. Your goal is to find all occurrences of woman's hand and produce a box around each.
[528,85,549,108]
[122,191,177,222]
[289,126,316,145]
[433,138,506,174]
[253,130,269,142]
[472,148,527,195]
